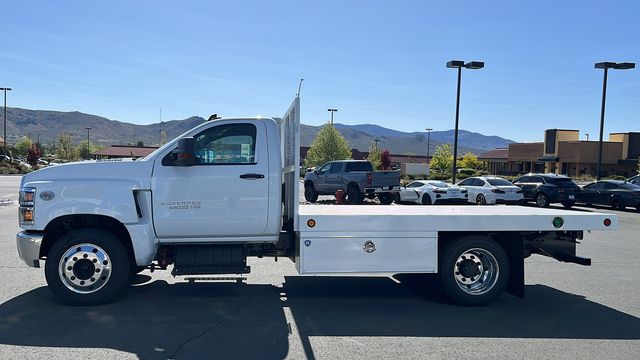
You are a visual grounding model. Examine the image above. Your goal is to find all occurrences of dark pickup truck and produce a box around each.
[304,160,400,204]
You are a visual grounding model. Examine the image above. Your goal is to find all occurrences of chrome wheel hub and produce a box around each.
[454,248,499,295]
[58,243,112,294]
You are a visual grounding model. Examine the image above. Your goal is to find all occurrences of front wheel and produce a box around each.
[304,183,318,203]
[439,236,510,306]
[44,228,130,305]
[476,194,487,205]
[421,193,432,205]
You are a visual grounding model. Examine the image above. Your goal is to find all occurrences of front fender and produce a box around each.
[22,179,146,231]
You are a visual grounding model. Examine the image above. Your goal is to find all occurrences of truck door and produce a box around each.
[313,163,332,192]
[325,162,344,192]
[151,121,270,239]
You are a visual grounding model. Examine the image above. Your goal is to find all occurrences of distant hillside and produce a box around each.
[4,107,205,148]
[3,108,513,155]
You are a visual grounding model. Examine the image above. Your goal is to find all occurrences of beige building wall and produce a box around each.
[610,133,629,159]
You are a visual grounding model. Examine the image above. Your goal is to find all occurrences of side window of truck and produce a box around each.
[193,123,257,165]
[328,163,342,174]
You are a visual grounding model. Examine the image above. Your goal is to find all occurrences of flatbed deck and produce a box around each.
[298,204,616,232]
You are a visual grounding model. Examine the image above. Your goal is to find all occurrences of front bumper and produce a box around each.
[16,231,44,268]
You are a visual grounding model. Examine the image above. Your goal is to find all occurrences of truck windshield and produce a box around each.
[345,162,373,172]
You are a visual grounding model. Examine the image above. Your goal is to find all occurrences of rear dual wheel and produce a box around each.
[439,236,510,306]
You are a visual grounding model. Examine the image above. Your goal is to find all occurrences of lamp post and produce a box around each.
[327,108,337,126]
[1,87,11,156]
[594,61,635,180]
[425,128,433,162]
[85,127,91,160]
[446,60,484,184]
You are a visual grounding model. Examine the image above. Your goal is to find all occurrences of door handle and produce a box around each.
[240,173,265,179]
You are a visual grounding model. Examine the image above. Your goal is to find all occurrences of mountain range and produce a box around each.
[2,107,514,155]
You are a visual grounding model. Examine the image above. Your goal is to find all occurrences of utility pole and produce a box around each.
[425,128,433,162]
[1,87,11,156]
[85,127,91,160]
[327,108,337,126]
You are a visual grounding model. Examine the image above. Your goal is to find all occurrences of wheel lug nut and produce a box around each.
[83,254,88,258]
[95,269,101,273]
[67,266,72,271]
[93,259,97,263]
[72,257,78,261]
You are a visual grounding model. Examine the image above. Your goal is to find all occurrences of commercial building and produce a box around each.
[480,129,640,177]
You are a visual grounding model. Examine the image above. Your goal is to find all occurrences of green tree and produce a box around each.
[76,140,103,160]
[15,137,32,156]
[136,140,145,147]
[367,144,382,170]
[637,157,640,175]
[304,124,351,168]
[430,144,453,175]
[459,152,481,169]
[56,133,79,161]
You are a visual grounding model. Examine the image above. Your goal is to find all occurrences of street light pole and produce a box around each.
[1,87,11,156]
[446,60,484,184]
[85,127,91,160]
[327,108,337,126]
[594,61,635,180]
[425,128,433,162]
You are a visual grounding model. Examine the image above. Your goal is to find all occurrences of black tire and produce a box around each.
[378,193,394,205]
[304,183,318,203]
[44,228,130,306]
[610,197,625,210]
[636,205,640,212]
[346,184,364,204]
[561,201,575,209]
[476,194,487,205]
[421,193,432,205]
[394,193,403,204]
[438,236,510,306]
[535,193,549,208]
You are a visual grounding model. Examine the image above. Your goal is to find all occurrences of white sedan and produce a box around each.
[397,180,468,205]
[457,176,524,205]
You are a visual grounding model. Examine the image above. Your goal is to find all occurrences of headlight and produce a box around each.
[19,187,36,225]
[19,187,35,206]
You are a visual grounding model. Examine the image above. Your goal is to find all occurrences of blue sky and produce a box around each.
[1,0,638,142]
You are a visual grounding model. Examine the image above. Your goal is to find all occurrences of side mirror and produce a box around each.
[176,137,195,166]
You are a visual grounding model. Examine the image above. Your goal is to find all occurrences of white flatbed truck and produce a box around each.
[16,97,617,306]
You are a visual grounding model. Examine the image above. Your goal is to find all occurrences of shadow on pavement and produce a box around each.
[0,275,639,359]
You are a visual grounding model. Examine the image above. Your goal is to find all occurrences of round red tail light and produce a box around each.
[604,218,612,227]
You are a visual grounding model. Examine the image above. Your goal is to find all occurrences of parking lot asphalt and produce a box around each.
[1,175,639,359]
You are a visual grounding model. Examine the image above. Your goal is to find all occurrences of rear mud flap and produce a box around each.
[500,237,525,298]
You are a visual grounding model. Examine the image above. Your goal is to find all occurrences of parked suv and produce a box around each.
[304,160,400,204]
[512,173,580,208]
